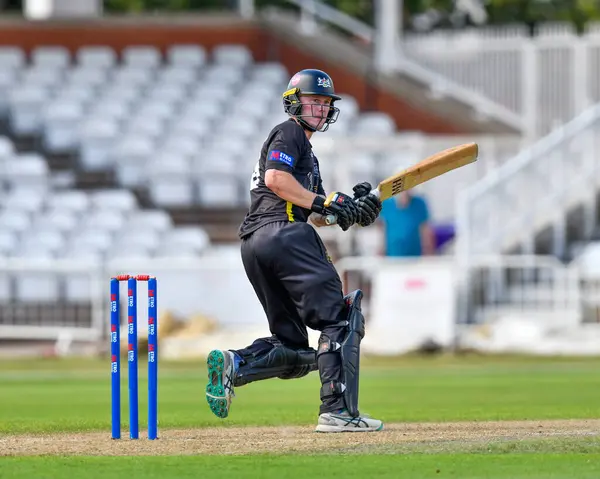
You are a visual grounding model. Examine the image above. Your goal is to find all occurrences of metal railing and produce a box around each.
[0,252,588,351]
[268,1,600,141]
[403,24,600,139]
[335,254,582,326]
[456,103,600,263]
[278,0,524,134]
[0,258,104,342]
[461,255,581,326]
[0,255,267,344]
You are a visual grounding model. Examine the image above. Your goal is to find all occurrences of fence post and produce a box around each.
[521,42,538,143]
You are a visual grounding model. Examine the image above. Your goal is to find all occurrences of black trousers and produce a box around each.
[240,221,345,348]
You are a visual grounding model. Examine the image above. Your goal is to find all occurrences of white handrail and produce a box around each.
[285,0,373,42]
[278,0,524,133]
[395,55,524,130]
[463,103,600,201]
[455,102,600,265]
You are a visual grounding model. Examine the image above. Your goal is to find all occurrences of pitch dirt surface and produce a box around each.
[3,419,599,456]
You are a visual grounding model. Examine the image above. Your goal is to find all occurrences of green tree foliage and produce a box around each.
[486,0,600,33]
[102,0,599,34]
[104,0,234,13]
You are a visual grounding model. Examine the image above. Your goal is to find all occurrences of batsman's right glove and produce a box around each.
[311,192,359,231]
[352,182,382,227]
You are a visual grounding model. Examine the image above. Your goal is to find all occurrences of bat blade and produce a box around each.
[377,142,479,201]
[323,142,479,225]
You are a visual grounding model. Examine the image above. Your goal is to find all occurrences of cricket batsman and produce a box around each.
[205,69,383,432]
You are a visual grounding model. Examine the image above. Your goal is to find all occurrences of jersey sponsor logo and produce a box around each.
[312,159,320,193]
[317,77,331,88]
[269,150,295,167]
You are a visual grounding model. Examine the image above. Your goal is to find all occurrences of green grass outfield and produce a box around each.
[1,354,600,478]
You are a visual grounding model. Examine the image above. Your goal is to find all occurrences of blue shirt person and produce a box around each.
[379,192,436,257]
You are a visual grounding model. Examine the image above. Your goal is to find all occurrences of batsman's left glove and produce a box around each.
[352,182,382,227]
[311,191,359,231]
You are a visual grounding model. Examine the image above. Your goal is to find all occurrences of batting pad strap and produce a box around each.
[320,380,346,399]
[317,338,341,358]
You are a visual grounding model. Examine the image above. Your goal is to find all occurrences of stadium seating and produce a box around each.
[0,137,210,269]
[0,44,396,210]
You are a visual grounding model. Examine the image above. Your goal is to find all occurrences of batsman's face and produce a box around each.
[299,94,332,130]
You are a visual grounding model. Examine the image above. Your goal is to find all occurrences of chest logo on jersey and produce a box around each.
[269,150,295,167]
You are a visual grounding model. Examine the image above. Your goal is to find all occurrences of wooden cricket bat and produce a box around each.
[325,142,479,225]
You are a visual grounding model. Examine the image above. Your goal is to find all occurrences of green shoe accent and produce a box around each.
[205,350,230,419]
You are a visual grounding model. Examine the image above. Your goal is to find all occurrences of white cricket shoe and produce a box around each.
[315,410,384,433]
[205,349,236,419]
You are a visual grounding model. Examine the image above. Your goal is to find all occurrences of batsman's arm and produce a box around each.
[265,169,319,209]
[264,170,345,228]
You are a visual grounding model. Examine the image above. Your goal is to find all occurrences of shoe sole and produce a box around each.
[315,423,384,433]
[205,349,231,419]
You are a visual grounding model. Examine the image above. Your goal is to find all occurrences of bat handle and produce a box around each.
[324,188,379,226]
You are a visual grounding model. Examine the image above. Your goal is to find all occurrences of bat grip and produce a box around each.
[324,214,337,225]
[324,188,379,226]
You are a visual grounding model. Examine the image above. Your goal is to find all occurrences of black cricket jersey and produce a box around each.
[238,119,325,239]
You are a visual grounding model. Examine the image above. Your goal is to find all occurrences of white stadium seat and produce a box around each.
[31,46,71,68]
[8,85,49,135]
[76,46,117,69]
[112,230,161,253]
[126,116,165,140]
[112,67,154,88]
[21,67,64,89]
[3,190,46,213]
[81,210,126,232]
[90,189,138,213]
[161,135,201,159]
[3,154,49,193]
[197,174,240,207]
[353,112,396,135]
[79,119,120,171]
[0,47,26,70]
[0,137,15,160]
[66,67,110,89]
[147,155,194,207]
[250,63,288,83]
[0,231,18,256]
[212,44,253,66]
[46,190,90,214]
[122,46,162,69]
[0,70,17,117]
[32,209,78,233]
[68,229,113,254]
[55,86,96,106]
[336,94,360,118]
[13,253,61,301]
[157,66,198,86]
[126,210,173,233]
[21,229,65,255]
[111,135,155,187]
[167,45,207,68]
[42,100,84,153]
[0,210,31,233]
[162,226,210,253]
[203,64,245,85]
